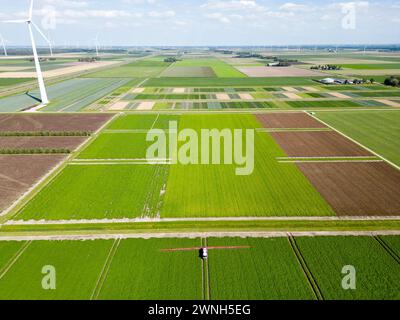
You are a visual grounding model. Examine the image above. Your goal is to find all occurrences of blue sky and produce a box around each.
[0,0,399,46]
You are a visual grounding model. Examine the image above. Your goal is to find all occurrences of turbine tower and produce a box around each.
[0,33,7,56]
[3,0,49,105]
[94,34,100,57]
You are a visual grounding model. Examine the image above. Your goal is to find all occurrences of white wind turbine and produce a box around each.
[0,33,7,56]
[93,34,100,57]
[3,0,49,105]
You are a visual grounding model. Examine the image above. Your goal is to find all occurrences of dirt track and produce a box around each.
[256,113,326,129]
[0,114,113,133]
[0,155,65,212]
[297,162,400,216]
[1,231,400,242]
[271,131,372,157]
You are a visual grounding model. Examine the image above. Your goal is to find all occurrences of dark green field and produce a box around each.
[0,236,399,300]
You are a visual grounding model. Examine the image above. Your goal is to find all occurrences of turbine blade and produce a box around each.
[31,21,51,44]
[1,19,27,23]
[29,0,34,21]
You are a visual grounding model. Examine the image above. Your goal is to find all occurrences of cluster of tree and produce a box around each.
[0,131,91,137]
[0,148,71,155]
[164,57,180,63]
[274,58,298,63]
[271,62,291,67]
[349,79,375,85]
[78,57,100,62]
[384,76,400,87]
[234,53,265,59]
[28,57,56,62]
[311,65,342,70]
[213,50,233,54]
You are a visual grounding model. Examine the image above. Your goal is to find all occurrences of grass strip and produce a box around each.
[1,220,400,235]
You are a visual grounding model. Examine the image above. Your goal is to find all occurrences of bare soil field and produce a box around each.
[0,61,119,79]
[237,66,326,77]
[0,155,65,212]
[270,131,371,157]
[0,136,87,150]
[108,101,129,111]
[329,69,400,76]
[297,162,400,216]
[0,114,113,132]
[256,113,327,129]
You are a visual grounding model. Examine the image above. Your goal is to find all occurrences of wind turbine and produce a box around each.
[93,34,100,57]
[2,0,49,105]
[0,33,7,56]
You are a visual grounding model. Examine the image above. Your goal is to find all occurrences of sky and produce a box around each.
[0,0,399,46]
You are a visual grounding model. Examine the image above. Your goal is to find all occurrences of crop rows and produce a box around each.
[0,236,399,300]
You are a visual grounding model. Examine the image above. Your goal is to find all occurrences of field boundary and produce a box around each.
[1,231,400,242]
[307,111,400,171]
[5,216,400,226]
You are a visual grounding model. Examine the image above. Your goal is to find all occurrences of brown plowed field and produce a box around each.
[0,155,65,212]
[256,113,326,129]
[0,114,113,133]
[0,136,87,150]
[297,162,400,216]
[270,131,371,157]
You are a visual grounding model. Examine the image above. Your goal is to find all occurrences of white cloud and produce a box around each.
[279,3,313,12]
[201,0,266,12]
[148,10,176,18]
[205,13,231,23]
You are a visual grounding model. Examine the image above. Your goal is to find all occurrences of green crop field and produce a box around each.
[381,236,400,256]
[43,78,131,112]
[161,66,217,78]
[98,238,202,300]
[144,77,322,87]
[0,240,113,300]
[174,59,246,78]
[0,242,26,271]
[0,78,34,87]
[207,237,314,300]
[316,110,400,166]
[295,236,400,300]
[0,236,399,300]
[107,114,159,130]
[351,91,400,98]
[16,164,168,220]
[11,113,334,220]
[77,133,152,159]
[0,78,132,112]
[286,100,369,109]
[340,63,400,70]
[84,66,165,78]
[161,114,335,217]
[322,85,393,91]
[107,114,180,130]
